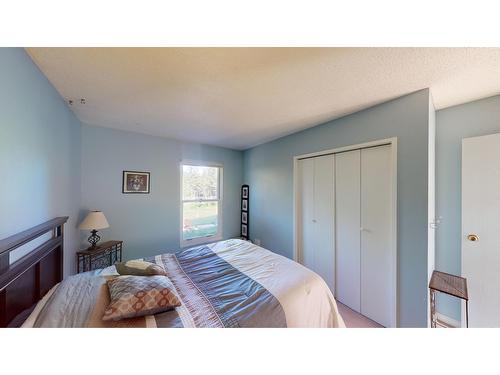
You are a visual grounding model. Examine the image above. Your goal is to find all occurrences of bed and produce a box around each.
[1,218,344,328]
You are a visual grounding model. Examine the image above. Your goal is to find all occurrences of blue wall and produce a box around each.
[244,89,431,327]
[436,94,500,321]
[0,48,82,276]
[80,124,243,261]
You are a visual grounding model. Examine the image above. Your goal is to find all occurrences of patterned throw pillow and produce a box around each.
[115,260,167,276]
[103,275,181,321]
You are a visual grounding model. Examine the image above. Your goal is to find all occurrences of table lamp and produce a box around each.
[79,211,109,248]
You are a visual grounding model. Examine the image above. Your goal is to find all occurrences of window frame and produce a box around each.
[180,160,223,248]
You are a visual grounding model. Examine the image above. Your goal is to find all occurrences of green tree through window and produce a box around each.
[181,164,222,243]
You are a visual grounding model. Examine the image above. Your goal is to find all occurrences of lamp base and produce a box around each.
[88,230,101,248]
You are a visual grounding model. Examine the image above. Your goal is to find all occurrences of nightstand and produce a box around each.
[76,240,123,273]
[429,270,469,328]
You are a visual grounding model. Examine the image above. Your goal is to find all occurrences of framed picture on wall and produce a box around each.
[241,185,250,240]
[122,171,150,194]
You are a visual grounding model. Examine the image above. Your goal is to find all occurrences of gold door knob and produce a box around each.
[467,234,479,242]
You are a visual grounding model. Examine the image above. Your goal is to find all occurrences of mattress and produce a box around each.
[23,239,345,328]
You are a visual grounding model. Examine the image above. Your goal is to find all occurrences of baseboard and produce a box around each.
[435,312,461,328]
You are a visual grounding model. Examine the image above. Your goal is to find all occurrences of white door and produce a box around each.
[298,155,335,293]
[313,154,335,293]
[299,158,315,270]
[360,145,393,327]
[462,133,500,327]
[335,150,361,312]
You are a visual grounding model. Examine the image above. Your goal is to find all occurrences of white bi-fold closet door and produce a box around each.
[298,154,335,293]
[297,143,394,327]
[335,145,393,327]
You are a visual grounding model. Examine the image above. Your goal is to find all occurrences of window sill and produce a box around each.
[180,234,223,249]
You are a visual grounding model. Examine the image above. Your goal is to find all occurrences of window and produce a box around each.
[181,163,222,246]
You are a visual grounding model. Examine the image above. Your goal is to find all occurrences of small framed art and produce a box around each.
[241,224,248,237]
[242,186,249,199]
[122,171,150,194]
[242,211,248,224]
[242,199,248,211]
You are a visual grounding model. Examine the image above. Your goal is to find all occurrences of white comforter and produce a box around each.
[207,239,345,328]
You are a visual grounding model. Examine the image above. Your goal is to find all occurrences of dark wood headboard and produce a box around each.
[0,217,68,327]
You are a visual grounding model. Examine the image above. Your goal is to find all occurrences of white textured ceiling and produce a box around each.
[26,48,500,150]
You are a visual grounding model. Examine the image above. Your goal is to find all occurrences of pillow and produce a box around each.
[103,275,181,321]
[115,259,167,276]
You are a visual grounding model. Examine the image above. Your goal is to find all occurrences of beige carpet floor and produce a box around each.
[337,301,384,328]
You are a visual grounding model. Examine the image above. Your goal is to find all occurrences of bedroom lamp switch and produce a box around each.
[254,239,261,246]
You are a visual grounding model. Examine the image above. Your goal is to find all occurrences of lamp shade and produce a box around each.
[78,211,110,230]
